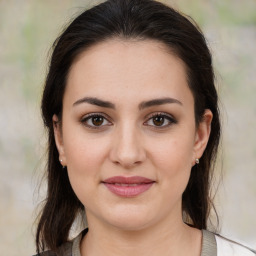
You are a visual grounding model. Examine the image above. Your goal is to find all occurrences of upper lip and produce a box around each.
[102,176,154,184]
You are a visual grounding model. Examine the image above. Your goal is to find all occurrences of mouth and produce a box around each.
[102,176,155,197]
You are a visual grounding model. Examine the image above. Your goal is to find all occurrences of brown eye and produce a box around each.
[144,113,177,128]
[152,116,165,126]
[92,116,104,126]
[81,113,112,129]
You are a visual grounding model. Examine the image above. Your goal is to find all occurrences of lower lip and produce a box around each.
[103,183,154,197]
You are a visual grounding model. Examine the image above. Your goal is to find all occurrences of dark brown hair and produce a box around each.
[37,0,221,253]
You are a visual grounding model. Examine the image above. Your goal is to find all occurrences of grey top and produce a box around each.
[37,229,217,256]
[201,230,217,256]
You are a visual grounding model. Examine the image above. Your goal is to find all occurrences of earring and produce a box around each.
[60,159,66,168]
[195,158,200,164]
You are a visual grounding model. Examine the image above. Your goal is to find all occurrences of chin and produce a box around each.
[109,218,152,231]
[101,205,155,231]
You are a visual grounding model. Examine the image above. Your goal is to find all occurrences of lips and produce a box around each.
[102,176,155,197]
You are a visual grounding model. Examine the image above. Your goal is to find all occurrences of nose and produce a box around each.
[109,124,146,169]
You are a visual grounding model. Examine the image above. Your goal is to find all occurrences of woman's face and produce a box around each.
[54,39,212,231]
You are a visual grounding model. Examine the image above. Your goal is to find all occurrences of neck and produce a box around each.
[80,212,202,256]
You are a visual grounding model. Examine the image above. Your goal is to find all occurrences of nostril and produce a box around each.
[109,132,147,167]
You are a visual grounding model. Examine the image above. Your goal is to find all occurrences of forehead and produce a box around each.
[65,39,193,107]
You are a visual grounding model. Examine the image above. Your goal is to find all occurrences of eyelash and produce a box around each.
[81,113,112,130]
[144,112,177,129]
[80,112,177,130]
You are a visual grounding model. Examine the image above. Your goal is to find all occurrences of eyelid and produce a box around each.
[80,112,113,129]
[80,111,177,130]
[144,112,177,128]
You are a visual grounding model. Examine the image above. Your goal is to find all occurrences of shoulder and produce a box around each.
[215,234,256,256]
[33,240,72,256]
[33,229,87,256]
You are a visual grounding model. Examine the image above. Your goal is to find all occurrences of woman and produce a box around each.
[35,0,255,255]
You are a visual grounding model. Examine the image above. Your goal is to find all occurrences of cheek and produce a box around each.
[63,127,109,171]
[151,135,194,171]
[150,136,194,193]
[63,141,105,206]
[62,131,110,195]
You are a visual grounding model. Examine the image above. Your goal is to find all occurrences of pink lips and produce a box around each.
[102,176,155,197]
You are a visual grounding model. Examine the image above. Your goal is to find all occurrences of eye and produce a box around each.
[81,113,112,129]
[144,112,177,128]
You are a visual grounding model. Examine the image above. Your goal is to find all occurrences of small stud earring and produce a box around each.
[60,159,66,168]
[195,158,200,164]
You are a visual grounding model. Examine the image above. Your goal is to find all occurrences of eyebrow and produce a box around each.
[73,97,115,109]
[138,97,182,110]
[73,96,182,109]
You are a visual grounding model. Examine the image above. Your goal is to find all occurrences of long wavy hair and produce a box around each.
[36,0,221,253]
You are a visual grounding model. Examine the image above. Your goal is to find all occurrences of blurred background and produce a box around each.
[0,0,255,255]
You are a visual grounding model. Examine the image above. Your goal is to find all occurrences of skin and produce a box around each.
[53,39,212,256]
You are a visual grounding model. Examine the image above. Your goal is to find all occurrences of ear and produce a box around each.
[192,109,213,165]
[53,114,67,167]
